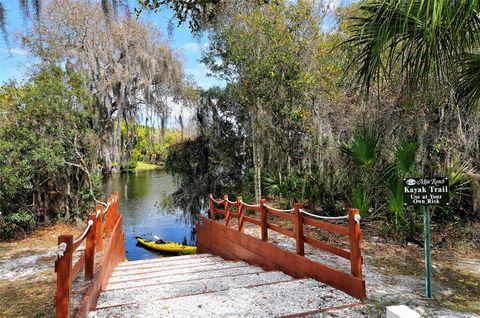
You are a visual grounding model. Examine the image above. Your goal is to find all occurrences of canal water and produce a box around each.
[104,170,196,261]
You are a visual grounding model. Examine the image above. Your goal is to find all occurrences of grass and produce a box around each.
[135,161,162,172]
[362,223,480,315]
[0,223,82,257]
[0,278,55,318]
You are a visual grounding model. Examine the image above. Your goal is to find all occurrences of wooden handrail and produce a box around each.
[302,216,350,236]
[207,195,365,293]
[266,207,295,221]
[241,201,262,211]
[205,194,365,300]
[55,191,125,318]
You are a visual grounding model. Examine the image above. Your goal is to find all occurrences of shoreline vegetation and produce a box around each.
[134,162,163,172]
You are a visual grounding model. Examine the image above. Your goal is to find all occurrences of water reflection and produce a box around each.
[104,170,196,261]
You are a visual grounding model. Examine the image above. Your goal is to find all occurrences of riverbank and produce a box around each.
[135,161,162,172]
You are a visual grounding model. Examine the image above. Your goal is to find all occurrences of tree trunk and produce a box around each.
[160,113,167,146]
[179,111,184,141]
[251,104,262,203]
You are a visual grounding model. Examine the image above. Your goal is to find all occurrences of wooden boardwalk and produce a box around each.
[53,193,366,317]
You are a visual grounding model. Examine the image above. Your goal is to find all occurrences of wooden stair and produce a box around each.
[90,254,360,317]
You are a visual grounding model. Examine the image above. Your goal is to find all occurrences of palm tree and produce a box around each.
[346,0,480,107]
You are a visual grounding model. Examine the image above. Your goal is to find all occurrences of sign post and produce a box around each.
[403,177,449,299]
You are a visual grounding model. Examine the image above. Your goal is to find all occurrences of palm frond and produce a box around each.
[340,126,381,170]
[345,0,480,95]
[457,51,480,110]
[447,162,477,201]
[394,136,418,175]
[351,187,372,217]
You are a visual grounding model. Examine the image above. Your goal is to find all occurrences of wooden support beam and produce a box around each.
[349,208,362,279]
[237,196,244,232]
[260,199,267,241]
[85,214,96,280]
[95,204,104,252]
[294,203,304,256]
[55,235,73,318]
[208,194,215,220]
[224,195,231,226]
[105,195,114,238]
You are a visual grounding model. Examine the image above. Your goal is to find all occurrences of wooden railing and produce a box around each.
[54,192,125,318]
[199,194,366,300]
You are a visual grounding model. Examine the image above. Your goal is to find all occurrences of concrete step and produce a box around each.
[111,256,225,276]
[106,263,265,291]
[93,279,357,318]
[118,254,215,268]
[97,271,292,308]
[107,261,253,286]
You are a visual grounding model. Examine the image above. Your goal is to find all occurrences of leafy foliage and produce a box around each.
[340,126,381,170]
[346,0,480,107]
[0,67,100,238]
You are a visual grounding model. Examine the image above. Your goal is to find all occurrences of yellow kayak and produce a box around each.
[135,237,197,254]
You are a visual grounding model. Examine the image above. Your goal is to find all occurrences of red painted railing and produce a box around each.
[200,194,366,300]
[54,192,125,318]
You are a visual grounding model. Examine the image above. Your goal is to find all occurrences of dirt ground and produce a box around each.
[0,224,82,318]
[0,220,479,318]
[255,217,480,318]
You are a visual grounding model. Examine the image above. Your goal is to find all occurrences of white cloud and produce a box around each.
[0,48,28,56]
[10,48,28,56]
[185,63,209,77]
[183,42,199,51]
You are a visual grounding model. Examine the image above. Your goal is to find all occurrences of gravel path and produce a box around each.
[235,219,480,318]
[93,253,359,317]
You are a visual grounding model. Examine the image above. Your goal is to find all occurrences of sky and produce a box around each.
[0,1,223,89]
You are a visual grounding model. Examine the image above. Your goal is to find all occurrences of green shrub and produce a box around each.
[128,160,138,171]
[0,211,33,238]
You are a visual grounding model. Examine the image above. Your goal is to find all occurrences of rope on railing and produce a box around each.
[301,209,361,224]
[300,209,349,220]
[227,200,237,205]
[57,242,67,257]
[264,204,294,213]
[354,214,361,224]
[73,220,94,245]
[211,197,224,204]
[241,201,260,209]
[100,202,111,217]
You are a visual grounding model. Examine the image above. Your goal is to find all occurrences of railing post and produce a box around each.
[55,235,73,318]
[105,195,114,238]
[208,194,215,220]
[237,196,244,232]
[85,214,96,280]
[95,204,104,252]
[294,203,304,256]
[349,208,362,279]
[224,195,231,226]
[260,199,267,241]
[113,191,119,221]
